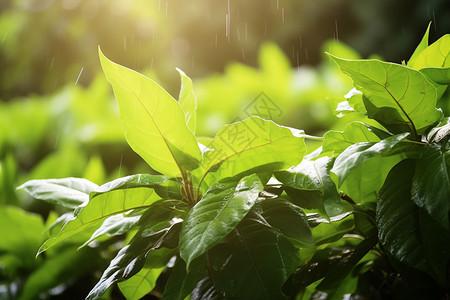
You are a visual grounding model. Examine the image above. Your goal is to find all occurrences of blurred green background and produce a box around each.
[0,0,449,298]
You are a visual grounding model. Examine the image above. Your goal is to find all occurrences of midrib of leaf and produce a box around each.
[356,68,419,139]
[234,228,271,298]
[197,135,293,190]
[124,80,186,178]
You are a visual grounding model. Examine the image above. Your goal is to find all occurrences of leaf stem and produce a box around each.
[300,134,324,141]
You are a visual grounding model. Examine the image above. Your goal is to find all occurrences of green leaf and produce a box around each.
[259,198,313,247]
[408,34,450,70]
[86,221,182,300]
[118,248,176,300]
[407,23,431,67]
[209,211,300,299]
[161,256,207,300]
[321,121,389,157]
[79,211,143,248]
[196,117,306,188]
[39,175,169,254]
[190,277,222,300]
[99,48,201,177]
[377,159,450,286]
[180,173,264,268]
[0,206,45,269]
[427,117,450,143]
[18,178,98,209]
[412,142,450,229]
[177,68,197,134]
[331,133,418,203]
[276,157,347,217]
[309,212,354,245]
[330,55,441,137]
[18,247,101,300]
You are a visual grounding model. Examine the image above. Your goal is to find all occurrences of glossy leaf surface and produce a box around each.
[210,211,300,299]
[177,68,197,134]
[180,174,264,268]
[377,160,450,286]
[412,142,450,229]
[99,49,201,176]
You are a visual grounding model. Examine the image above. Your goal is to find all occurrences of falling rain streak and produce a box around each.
[75,67,84,85]
[226,0,231,42]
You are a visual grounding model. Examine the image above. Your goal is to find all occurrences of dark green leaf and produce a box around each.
[412,142,450,229]
[276,157,348,217]
[209,211,300,299]
[377,159,450,286]
[18,177,98,209]
[161,256,207,300]
[180,174,264,268]
[191,277,222,300]
[260,198,313,247]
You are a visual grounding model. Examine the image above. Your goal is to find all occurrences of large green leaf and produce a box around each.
[196,117,306,188]
[180,173,264,268]
[276,157,348,217]
[331,133,420,203]
[209,211,300,299]
[309,212,354,245]
[38,175,170,254]
[259,198,313,247]
[412,142,450,229]
[177,68,197,134]
[99,49,201,177]
[377,159,450,286]
[330,55,441,137]
[18,177,98,209]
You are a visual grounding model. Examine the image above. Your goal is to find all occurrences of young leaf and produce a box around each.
[18,178,98,209]
[329,55,441,137]
[412,142,450,229]
[209,211,300,299]
[377,159,450,286]
[99,48,202,177]
[180,173,264,268]
[196,117,306,188]
[331,133,421,203]
[321,122,389,157]
[38,175,170,254]
[407,22,431,67]
[177,68,197,134]
[408,34,450,70]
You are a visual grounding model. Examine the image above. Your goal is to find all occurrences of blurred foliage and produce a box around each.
[1,0,449,99]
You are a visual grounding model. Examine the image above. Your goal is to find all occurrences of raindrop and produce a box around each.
[241,48,246,60]
[118,154,124,177]
[158,0,161,10]
[245,21,248,41]
[123,36,127,51]
[226,0,231,42]
[192,56,195,69]
[335,20,339,41]
[54,133,59,149]
[299,35,302,48]
[432,11,437,30]
[2,32,7,43]
[49,57,55,70]
[281,7,285,24]
[75,67,84,85]
[165,1,168,16]
[276,0,279,9]
[236,27,241,42]
[215,33,218,48]
[151,57,154,69]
